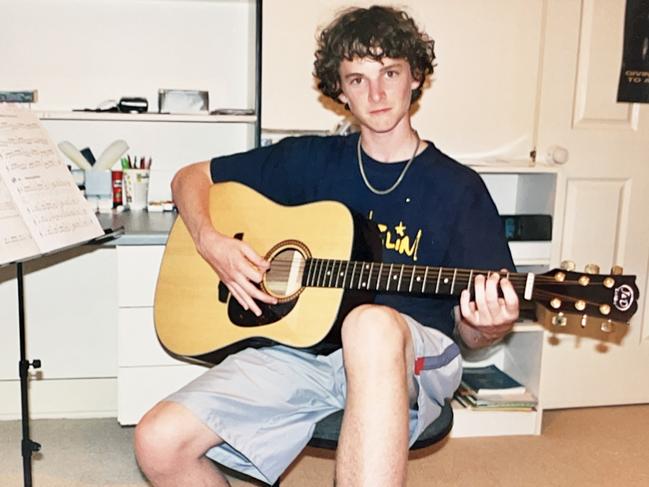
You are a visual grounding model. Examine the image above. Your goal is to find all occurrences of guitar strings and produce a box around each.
[265,260,604,285]
[267,265,594,286]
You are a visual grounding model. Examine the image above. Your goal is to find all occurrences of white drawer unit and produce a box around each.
[117,246,165,308]
[117,245,207,425]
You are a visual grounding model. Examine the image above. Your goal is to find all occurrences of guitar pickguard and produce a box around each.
[227,294,298,327]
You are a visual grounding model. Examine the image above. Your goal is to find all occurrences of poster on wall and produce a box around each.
[617,0,649,103]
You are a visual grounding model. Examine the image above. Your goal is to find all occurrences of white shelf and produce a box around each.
[37,111,257,124]
[471,163,559,174]
[509,241,552,266]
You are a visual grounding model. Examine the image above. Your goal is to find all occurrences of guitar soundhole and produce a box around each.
[264,247,306,299]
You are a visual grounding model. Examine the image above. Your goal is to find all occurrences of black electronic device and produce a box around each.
[118,97,148,113]
[501,214,552,241]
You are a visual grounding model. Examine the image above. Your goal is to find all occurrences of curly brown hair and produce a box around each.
[314,6,436,105]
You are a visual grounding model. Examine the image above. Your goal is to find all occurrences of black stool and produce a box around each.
[269,399,454,486]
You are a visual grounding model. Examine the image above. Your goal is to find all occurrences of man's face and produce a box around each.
[338,56,419,134]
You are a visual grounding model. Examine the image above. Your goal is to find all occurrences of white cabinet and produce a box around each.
[116,245,206,425]
[0,247,119,419]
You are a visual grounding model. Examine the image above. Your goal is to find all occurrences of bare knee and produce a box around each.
[341,304,411,365]
[134,401,222,476]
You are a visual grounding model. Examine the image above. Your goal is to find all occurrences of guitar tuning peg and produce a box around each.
[584,263,600,274]
[601,320,615,333]
[552,312,567,327]
[560,260,576,271]
[610,265,623,275]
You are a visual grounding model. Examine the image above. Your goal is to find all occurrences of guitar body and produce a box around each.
[154,182,380,364]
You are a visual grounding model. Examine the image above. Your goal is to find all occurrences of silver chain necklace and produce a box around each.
[357,131,420,195]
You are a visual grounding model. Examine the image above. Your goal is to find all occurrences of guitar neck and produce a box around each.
[303,258,531,299]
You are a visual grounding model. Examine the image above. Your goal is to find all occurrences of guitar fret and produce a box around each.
[350,261,358,289]
[341,261,349,288]
[450,268,457,294]
[310,260,319,287]
[316,259,324,287]
[377,263,384,290]
[326,260,333,288]
[409,265,416,292]
[309,259,316,287]
[422,267,429,293]
[304,259,313,286]
[322,259,333,287]
[323,260,331,287]
[357,262,364,289]
[386,264,394,291]
[334,260,342,288]
[435,267,442,294]
[397,265,405,291]
[467,269,474,297]
[368,262,375,289]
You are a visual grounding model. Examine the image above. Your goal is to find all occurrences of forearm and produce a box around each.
[170,161,220,246]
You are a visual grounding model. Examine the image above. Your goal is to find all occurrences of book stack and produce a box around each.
[454,364,537,411]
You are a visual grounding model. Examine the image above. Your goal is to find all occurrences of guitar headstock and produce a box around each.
[534,264,639,327]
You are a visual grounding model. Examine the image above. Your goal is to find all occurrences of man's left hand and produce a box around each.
[454,271,519,349]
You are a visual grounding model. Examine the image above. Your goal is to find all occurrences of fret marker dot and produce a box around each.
[416,277,421,281]
[393,275,397,280]
[340,272,344,276]
[326,271,331,275]
[362,282,367,287]
[444,278,449,284]
[365,264,370,269]
[406,197,411,203]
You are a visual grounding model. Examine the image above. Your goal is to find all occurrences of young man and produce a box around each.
[135,6,519,487]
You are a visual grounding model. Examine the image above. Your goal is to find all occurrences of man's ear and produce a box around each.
[338,93,349,105]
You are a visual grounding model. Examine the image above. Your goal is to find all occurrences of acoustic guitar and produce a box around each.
[154,182,639,365]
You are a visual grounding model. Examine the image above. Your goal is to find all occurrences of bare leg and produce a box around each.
[336,304,416,487]
[134,400,229,487]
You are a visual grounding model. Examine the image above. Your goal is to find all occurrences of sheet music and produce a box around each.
[0,104,103,264]
[0,177,40,264]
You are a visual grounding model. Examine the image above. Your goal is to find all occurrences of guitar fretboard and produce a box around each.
[302,258,529,298]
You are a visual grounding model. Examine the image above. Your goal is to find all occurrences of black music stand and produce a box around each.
[2,226,124,487]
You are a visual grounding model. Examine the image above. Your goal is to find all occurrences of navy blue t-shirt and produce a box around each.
[209,133,514,337]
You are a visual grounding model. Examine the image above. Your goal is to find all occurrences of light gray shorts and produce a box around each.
[166,314,462,485]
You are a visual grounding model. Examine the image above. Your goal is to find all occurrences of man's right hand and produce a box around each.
[195,226,277,316]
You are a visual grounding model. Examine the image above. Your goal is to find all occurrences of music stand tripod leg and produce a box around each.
[17,262,42,487]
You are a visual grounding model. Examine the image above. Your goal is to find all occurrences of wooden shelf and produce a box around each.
[37,111,257,124]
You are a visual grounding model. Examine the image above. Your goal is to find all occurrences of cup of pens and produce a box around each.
[122,156,151,210]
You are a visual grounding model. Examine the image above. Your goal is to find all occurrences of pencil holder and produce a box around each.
[123,169,150,210]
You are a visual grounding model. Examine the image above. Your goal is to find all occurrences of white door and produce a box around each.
[537,0,649,408]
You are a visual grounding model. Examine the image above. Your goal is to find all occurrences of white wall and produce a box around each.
[262,0,544,163]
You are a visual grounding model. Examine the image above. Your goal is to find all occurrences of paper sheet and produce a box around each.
[0,104,103,264]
